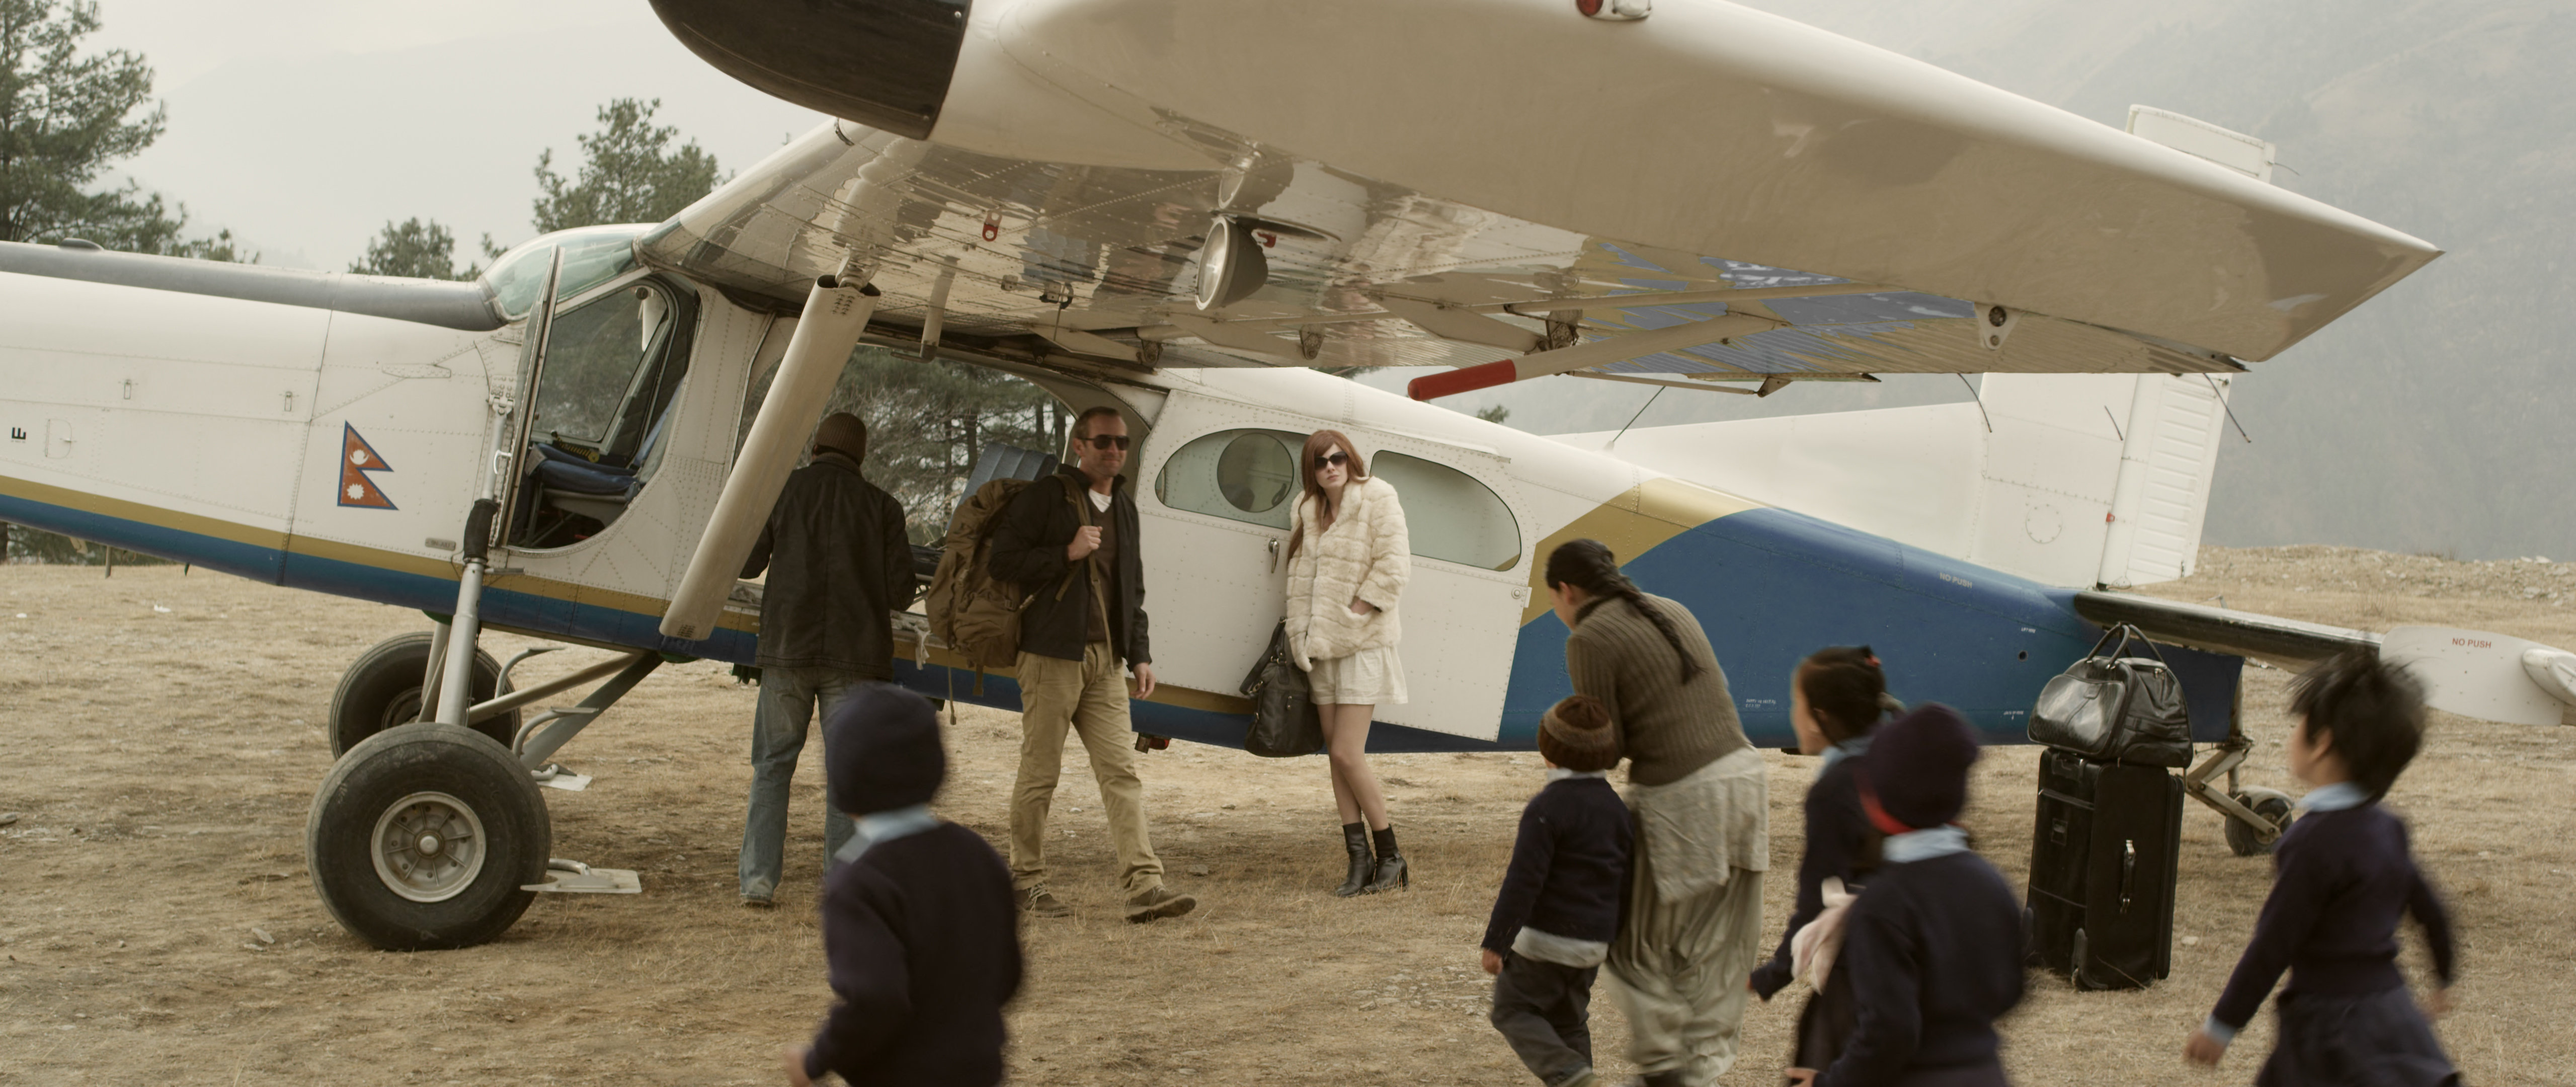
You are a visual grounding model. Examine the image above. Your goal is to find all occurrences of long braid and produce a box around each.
[1546,538,1703,684]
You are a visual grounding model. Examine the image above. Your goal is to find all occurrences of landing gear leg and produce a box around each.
[2182,683,2293,856]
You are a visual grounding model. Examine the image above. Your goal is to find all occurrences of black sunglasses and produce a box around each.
[1313,451,1349,469]
[1083,433,1131,450]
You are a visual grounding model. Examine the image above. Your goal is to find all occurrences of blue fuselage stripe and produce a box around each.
[2,491,2238,752]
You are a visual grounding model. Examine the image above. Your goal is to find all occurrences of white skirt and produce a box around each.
[1306,645,1408,706]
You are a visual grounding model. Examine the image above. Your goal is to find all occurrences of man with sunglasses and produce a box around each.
[987,406,1196,923]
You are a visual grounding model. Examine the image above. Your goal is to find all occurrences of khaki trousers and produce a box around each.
[1605,831,1765,1084]
[1009,642,1163,895]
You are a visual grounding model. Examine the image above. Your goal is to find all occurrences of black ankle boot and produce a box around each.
[1364,826,1408,893]
[1331,822,1372,897]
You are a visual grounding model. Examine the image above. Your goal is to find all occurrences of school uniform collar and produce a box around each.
[1546,768,1609,782]
[1882,824,1970,864]
[1820,734,1874,773]
[2297,781,2371,812]
[832,804,940,864]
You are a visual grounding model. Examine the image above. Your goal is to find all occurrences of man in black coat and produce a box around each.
[986,406,1194,923]
[736,412,917,907]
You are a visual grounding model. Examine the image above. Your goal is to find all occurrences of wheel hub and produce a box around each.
[369,792,487,903]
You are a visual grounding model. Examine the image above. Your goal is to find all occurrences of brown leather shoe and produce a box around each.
[1021,886,1071,918]
[1123,885,1197,923]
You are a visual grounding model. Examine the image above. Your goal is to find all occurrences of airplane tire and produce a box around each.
[329,632,519,755]
[307,723,550,951]
[2224,788,2295,857]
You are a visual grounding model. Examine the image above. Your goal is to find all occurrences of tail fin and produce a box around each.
[1554,373,2236,588]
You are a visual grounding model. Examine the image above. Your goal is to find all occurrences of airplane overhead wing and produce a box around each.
[638,0,2442,393]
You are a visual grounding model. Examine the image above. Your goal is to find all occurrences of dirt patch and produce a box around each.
[2,547,2570,1084]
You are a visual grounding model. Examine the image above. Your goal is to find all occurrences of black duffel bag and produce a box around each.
[2029,624,2192,767]
[1239,621,1322,757]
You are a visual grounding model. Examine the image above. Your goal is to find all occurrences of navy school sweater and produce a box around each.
[1816,851,2026,1087]
[2209,802,2456,1033]
[1482,774,1634,955]
[1752,753,1877,999]
[806,822,1024,1086]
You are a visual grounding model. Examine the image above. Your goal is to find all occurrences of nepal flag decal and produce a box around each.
[338,423,397,510]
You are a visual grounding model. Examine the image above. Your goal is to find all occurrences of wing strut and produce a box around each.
[660,275,880,641]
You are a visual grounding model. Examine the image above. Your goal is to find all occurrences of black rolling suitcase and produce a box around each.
[2027,748,2182,989]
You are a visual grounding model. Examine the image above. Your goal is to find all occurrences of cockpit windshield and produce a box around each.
[481,225,649,320]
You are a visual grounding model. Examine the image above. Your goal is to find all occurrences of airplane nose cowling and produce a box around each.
[647,0,971,140]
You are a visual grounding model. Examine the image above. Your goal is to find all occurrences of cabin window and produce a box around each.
[1370,451,1521,570]
[1154,428,1302,530]
[483,225,646,320]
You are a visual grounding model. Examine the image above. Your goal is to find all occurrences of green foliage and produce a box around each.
[350,217,473,280]
[1474,403,1512,425]
[0,523,165,565]
[530,98,722,232]
[745,347,1063,544]
[0,0,241,258]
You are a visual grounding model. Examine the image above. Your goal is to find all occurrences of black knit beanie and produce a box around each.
[1860,703,1980,830]
[823,683,945,815]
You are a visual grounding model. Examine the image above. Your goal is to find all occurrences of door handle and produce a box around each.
[1266,537,1281,573]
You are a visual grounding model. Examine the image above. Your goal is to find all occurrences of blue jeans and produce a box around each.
[738,667,864,901]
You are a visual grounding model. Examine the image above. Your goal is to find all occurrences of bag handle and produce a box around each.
[2085,623,2176,670]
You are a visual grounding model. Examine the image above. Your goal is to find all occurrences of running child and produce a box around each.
[1789,703,2025,1087]
[1751,647,1897,1073]
[2184,649,2459,1085]
[1481,694,1632,1087]
[787,684,1023,1086]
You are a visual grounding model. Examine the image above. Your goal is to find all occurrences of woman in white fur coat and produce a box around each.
[1284,428,1413,896]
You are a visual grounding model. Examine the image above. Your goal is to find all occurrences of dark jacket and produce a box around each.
[986,465,1151,666]
[741,452,916,676]
[1753,753,1880,999]
[806,822,1024,1086]
[2209,803,2456,1034]
[1817,851,2026,1087]
[1482,775,1633,955]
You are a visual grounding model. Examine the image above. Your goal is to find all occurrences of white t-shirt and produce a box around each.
[1087,488,1112,513]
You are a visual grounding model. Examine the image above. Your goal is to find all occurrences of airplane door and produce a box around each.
[489,250,561,551]
[1138,391,1526,743]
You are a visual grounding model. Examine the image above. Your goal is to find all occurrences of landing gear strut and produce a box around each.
[2183,686,2295,856]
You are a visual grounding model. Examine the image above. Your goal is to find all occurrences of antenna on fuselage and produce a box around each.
[1607,385,1666,448]
[1957,373,1992,433]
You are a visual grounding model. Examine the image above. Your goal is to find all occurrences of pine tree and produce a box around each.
[351,217,472,280]
[529,98,722,232]
[0,0,243,258]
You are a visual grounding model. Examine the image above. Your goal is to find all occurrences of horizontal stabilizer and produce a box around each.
[2383,627,2576,727]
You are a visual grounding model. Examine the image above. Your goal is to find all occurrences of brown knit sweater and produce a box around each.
[1565,592,1749,787]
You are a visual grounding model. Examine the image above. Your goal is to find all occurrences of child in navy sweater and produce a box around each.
[787,684,1022,1087]
[2185,649,2458,1085]
[1751,647,1895,1073]
[1482,694,1632,1087]
[1790,704,2025,1087]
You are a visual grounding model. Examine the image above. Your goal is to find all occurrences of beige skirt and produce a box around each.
[1306,645,1408,706]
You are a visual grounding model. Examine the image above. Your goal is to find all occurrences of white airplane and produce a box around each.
[4,0,2568,951]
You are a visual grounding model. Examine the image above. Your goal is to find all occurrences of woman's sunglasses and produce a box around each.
[1084,434,1131,450]
[1313,451,1350,469]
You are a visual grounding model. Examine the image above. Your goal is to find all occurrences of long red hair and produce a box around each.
[1285,429,1366,563]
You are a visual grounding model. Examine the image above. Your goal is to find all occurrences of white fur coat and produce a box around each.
[1284,475,1410,669]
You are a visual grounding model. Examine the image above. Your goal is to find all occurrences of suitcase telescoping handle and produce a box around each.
[2118,839,2137,914]
[2084,623,2178,671]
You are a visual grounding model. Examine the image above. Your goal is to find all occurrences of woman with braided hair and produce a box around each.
[1544,539,1767,1087]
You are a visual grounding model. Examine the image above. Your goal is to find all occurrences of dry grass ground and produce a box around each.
[2,546,2571,1085]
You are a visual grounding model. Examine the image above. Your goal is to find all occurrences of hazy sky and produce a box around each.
[86,0,825,269]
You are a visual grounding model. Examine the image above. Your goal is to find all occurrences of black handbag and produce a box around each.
[2028,624,2192,767]
[1239,621,1322,757]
